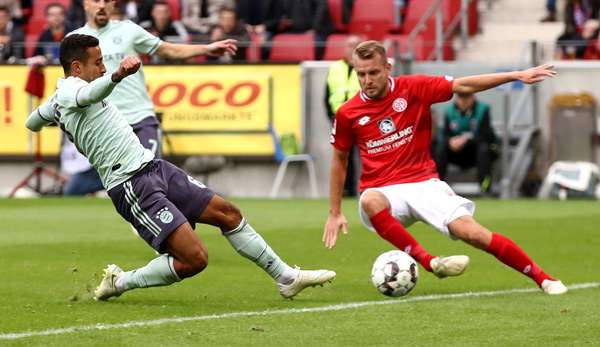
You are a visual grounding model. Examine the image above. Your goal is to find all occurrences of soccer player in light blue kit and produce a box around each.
[69,0,238,155]
[26,34,335,300]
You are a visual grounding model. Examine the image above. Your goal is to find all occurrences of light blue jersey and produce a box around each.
[26,75,154,190]
[70,20,162,125]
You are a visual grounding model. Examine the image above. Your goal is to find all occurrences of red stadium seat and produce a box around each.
[384,34,428,61]
[246,33,262,62]
[402,0,436,35]
[322,34,366,61]
[348,0,401,40]
[323,34,349,61]
[443,0,479,36]
[328,0,347,32]
[166,0,181,20]
[385,34,454,61]
[269,33,315,62]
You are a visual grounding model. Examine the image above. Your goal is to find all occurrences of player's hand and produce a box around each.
[449,135,468,152]
[113,56,141,82]
[323,212,349,249]
[205,39,238,57]
[518,63,557,84]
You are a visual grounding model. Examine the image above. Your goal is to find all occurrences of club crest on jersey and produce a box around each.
[156,207,174,224]
[392,98,407,112]
[112,36,122,45]
[378,117,396,135]
[358,116,370,126]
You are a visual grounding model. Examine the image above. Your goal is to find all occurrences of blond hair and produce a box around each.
[353,40,387,62]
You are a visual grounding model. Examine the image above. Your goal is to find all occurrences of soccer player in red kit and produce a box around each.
[323,40,567,295]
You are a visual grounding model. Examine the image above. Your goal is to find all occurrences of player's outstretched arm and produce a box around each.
[453,63,557,94]
[75,56,141,107]
[323,148,350,249]
[155,39,238,60]
[25,99,55,132]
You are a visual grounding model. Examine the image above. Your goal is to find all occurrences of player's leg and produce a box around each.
[475,142,493,193]
[392,180,472,277]
[360,189,436,272]
[96,163,203,300]
[448,215,567,294]
[196,194,335,298]
[95,222,207,301]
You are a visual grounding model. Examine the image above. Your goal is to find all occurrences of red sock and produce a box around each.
[369,209,434,272]
[485,233,554,286]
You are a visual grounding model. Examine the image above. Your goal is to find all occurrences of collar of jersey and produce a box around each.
[359,77,395,102]
[85,20,113,34]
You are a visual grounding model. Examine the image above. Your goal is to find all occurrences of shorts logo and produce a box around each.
[523,265,531,274]
[378,117,396,135]
[358,116,370,126]
[392,98,407,112]
[156,207,174,224]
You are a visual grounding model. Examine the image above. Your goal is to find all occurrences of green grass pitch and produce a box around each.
[0,198,599,346]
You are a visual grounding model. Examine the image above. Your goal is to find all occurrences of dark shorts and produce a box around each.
[132,116,161,158]
[108,159,215,252]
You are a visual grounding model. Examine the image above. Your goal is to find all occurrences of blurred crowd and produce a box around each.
[0,0,360,64]
[2,0,600,65]
[553,0,600,59]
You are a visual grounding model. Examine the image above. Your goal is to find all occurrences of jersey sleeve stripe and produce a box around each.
[147,39,162,56]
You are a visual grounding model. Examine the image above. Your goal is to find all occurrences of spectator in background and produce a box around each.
[541,0,557,22]
[66,0,85,28]
[556,0,600,59]
[324,35,361,196]
[0,0,25,24]
[141,1,189,43]
[33,3,73,63]
[235,0,265,27]
[60,136,104,196]
[0,6,24,63]
[118,0,155,23]
[181,0,234,37]
[435,93,499,194]
[262,0,334,60]
[209,6,249,61]
[110,4,125,20]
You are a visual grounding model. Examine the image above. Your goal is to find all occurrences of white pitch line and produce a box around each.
[1,282,597,341]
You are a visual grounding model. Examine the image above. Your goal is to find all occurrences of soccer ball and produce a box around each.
[371,250,418,297]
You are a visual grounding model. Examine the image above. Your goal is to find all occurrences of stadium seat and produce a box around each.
[384,34,428,61]
[166,0,181,20]
[443,0,479,36]
[269,33,315,62]
[348,0,401,40]
[246,33,261,62]
[269,128,318,199]
[402,0,436,35]
[323,34,349,61]
[385,34,454,61]
[328,0,347,32]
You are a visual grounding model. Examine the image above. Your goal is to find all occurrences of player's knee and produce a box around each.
[218,200,243,230]
[360,190,390,217]
[181,246,209,277]
[450,216,490,249]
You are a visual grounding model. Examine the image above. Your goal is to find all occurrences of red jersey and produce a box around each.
[331,75,454,191]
